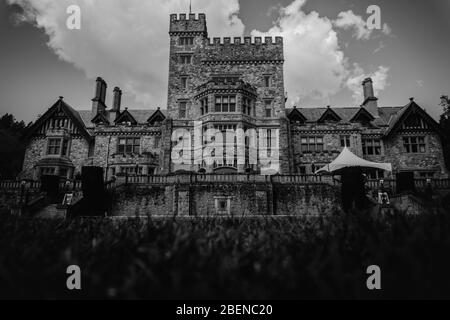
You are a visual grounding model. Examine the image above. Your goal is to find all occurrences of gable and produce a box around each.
[350,107,375,124]
[385,101,444,137]
[287,108,307,124]
[318,107,341,123]
[147,109,166,126]
[23,98,91,141]
[92,112,110,125]
[115,109,137,125]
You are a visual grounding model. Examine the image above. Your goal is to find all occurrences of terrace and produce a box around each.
[1,174,449,195]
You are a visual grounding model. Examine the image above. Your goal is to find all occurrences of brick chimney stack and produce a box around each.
[361,78,379,118]
[112,87,122,113]
[91,77,107,120]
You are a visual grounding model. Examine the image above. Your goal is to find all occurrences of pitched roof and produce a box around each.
[147,108,167,124]
[317,107,342,123]
[286,106,404,126]
[24,98,91,141]
[115,109,138,125]
[350,107,375,122]
[77,109,167,128]
[384,100,444,137]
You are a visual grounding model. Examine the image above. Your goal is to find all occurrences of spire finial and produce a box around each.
[189,0,192,14]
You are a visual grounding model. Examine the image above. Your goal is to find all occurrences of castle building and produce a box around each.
[21,13,448,181]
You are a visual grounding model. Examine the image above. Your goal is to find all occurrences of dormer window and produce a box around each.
[318,107,341,123]
[350,108,375,125]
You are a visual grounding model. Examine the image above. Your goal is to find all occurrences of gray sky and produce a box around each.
[1,0,449,123]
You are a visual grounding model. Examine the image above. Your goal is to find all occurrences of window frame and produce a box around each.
[200,97,208,115]
[179,37,194,46]
[214,95,237,113]
[180,76,188,89]
[47,137,70,156]
[117,137,141,154]
[403,136,426,154]
[340,135,351,148]
[264,99,273,118]
[179,101,187,119]
[179,54,192,65]
[300,136,324,153]
[362,138,382,156]
[264,75,272,88]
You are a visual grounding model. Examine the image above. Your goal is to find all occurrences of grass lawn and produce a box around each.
[1,211,450,299]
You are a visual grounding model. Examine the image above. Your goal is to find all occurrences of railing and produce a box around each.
[114,174,338,186]
[2,176,449,192]
[0,180,82,191]
[366,179,450,192]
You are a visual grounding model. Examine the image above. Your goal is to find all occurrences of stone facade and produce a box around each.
[19,12,448,184]
[108,181,341,217]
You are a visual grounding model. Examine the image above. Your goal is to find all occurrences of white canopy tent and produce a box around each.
[315,147,392,174]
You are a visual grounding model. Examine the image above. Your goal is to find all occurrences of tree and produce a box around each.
[0,113,30,179]
[439,96,450,170]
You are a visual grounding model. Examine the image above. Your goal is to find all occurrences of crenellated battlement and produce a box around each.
[202,36,284,63]
[169,13,207,35]
[170,13,206,21]
[206,36,283,46]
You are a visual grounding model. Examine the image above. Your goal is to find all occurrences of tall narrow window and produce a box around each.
[264,75,271,88]
[200,97,208,115]
[242,97,253,116]
[179,101,187,119]
[265,100,273,118]
[340,135,351,148]
[181,76,188,89]
[154,136,161,148]
[61,139,69,156]
[267,129,272,156]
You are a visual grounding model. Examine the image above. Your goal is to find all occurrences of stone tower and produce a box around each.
[166,12,289,174]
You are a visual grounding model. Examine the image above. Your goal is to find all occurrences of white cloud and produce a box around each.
[251,0,348,105]
[346,64,389,103]
[7,0,244,108]
[334,10,372,40]
[334,10,392,40]
[7,0,391,109]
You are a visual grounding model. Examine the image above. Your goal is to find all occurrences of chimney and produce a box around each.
[361,77,379,118]
[100,79,107,103]
[92,77,107,120]
[94,77,103,100]
[112,87,122,113]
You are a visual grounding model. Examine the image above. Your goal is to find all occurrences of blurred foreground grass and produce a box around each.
[1,211,450,299]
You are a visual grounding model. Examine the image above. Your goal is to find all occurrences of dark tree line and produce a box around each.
[0,114,31,180]
[439,96,450,171]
